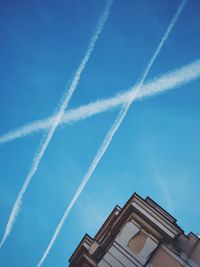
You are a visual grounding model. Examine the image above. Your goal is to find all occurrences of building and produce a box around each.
[69,193,200,267]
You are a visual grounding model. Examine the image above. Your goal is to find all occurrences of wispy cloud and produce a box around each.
[154,174,175,214]
[1,58,200,146]
[0,0,113,248]
[150,161,175,214]
[36,1,189,265]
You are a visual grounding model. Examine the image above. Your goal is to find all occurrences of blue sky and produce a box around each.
[0,0,200,266]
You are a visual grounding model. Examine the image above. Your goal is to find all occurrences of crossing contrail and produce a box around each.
[0,0,113,248]
[36,1,189,266]
[1,58,200,146]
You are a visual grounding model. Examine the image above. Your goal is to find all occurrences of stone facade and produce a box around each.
[68,193,200,267]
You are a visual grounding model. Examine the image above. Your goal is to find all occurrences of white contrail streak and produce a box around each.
[36,1,189,266]
[1,58,200,146]
[0,0,113,249]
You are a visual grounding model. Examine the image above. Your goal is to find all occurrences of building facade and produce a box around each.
[69,193,200,267]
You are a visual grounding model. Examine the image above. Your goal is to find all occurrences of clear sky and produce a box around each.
[0,0,200,266]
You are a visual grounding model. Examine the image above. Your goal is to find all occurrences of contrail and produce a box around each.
[36,1,188,266]
[0,0,113,248]
[1,58,200,146]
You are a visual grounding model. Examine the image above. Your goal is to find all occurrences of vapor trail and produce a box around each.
[1,58,200,146]
[36,1,188,266]
[0,0,113,249]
